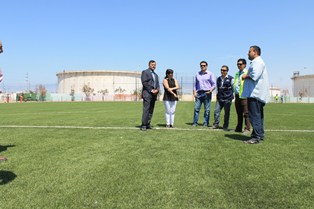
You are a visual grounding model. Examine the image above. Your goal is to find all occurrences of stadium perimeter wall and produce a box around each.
[2,93,314,103]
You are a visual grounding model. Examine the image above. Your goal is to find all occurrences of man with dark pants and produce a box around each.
[234,58,251,134]
[141,60,160,131]
[0,40,7,161]
[212,65,234,131]
[242,46,270,144]
[192,61,216,127]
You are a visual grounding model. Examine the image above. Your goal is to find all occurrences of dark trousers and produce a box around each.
[142,91,157,127]
[234,94,251,131]
[248,98,265,139]
[213,100,232,129]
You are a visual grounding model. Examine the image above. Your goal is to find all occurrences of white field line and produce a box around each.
[0,125,314,133]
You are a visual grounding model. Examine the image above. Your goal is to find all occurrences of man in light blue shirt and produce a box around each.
[242,46,270,144]
[192,61,216,127]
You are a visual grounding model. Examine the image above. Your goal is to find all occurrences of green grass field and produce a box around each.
[0,101,313,209]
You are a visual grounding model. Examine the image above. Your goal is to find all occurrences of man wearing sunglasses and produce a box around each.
[233,59,251,134]
[242,46,270,144]
[192,61,216,127]
[212,65,234,130]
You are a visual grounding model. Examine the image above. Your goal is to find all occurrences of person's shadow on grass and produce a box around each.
[135,124,167,128]
[0,171,17,185]
[185,122,194,126]
[0,145,16,153]
[0,145,17,185]
[156,124,167,128]
[224,134,250,142]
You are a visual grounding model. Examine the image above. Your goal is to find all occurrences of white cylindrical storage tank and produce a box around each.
[56,70,142,101]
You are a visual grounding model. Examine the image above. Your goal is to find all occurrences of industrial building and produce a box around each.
[291,72,314,97]
[56,70,142,101]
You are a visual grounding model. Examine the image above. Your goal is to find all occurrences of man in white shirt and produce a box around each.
[242,46,270,144]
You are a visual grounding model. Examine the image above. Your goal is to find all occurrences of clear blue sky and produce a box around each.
[1,0,314,93]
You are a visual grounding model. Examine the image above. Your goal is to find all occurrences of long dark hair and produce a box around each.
[164,69,174,79]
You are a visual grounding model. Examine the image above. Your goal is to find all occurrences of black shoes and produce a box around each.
[140,124,153,131]
[140,126,147,131]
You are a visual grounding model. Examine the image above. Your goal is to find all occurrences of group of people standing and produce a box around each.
[140,45,270,144]
[140,60,179,130]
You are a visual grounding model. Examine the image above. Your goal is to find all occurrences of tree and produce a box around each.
[82,83,94,101]
[38,85,47,101]
[70,89,75,101]
[132,88,142,101]
[98,89,109,101]
[282,89,289,96]
[114,86,126,101]
[114,86,126,94]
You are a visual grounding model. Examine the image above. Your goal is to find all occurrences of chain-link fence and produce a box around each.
[2,75,314,103]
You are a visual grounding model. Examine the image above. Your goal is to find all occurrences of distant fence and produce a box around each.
[268,95,314,103]
[2,76,314,103]
[2,92,314,103]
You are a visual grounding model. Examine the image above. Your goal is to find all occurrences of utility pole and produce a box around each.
[25,72,30,92]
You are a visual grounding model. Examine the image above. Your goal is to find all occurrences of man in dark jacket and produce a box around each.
[212,65,234,130]
[141,60,160,131]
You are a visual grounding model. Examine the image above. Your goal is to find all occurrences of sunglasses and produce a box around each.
[237,63,243,66]
[221,69,227,71]
[200,65,207,67]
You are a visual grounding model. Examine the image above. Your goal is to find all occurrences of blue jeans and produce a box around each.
[248,98,265,139]
[193,92,212,125]
[213,100,232,129]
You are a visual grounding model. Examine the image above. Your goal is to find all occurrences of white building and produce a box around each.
[291,72,314,97]
[269,86,281,97]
